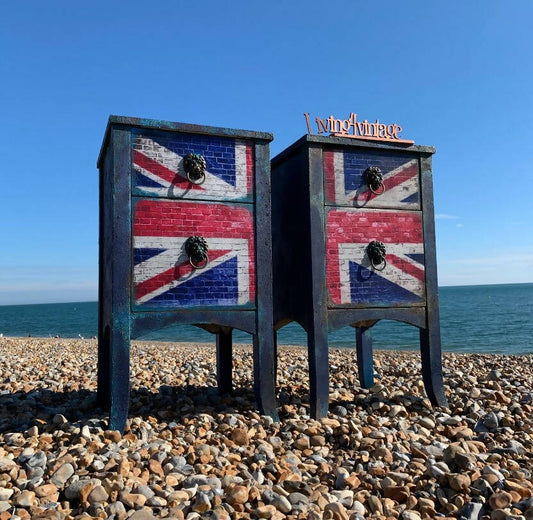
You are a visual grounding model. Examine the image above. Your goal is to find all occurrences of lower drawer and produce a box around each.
[326,208,426,307]
[132,198,256,310]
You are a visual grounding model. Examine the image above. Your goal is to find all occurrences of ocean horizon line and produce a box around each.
[1,280,532,307]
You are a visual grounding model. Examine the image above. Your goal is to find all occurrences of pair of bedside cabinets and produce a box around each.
[98,116,447,431]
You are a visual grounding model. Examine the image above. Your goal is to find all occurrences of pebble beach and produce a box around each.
[0,338,532,520]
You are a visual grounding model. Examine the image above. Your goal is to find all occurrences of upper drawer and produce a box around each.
[323,148,420,210]
[132,130,254,202]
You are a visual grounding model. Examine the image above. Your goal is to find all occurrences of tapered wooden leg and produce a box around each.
[97,324,111,409]
[253,330,279,421]
[108,328,130,432]
[308,324,329,419]
[216,328,233,395]
[419,327,448,407]
[273,329,278,388]
[356,326,374,389]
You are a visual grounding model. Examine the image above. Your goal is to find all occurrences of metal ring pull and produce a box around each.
[364,166,385,195]
[185,236,209,269]
[183,153,207,185]
[367,240,387,271]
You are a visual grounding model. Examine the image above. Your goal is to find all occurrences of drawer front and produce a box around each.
[132,130,254,202]
[323,149,420,209]
[132,198,255,310]
[326,208,426,307]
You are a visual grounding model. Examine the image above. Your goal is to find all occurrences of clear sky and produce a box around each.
[1,1,532,305]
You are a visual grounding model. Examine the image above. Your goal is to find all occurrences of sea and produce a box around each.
[0,283,531,355]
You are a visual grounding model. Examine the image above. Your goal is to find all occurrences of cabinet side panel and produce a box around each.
[272,150,312,326]
[420,155,441,321]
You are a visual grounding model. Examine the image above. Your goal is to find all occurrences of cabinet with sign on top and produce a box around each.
[271,134,447,418]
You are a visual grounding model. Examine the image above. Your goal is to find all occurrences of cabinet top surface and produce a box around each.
[98,115,273,168]
[272,134,435,166]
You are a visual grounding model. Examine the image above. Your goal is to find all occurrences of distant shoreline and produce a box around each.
[2,280,533,307]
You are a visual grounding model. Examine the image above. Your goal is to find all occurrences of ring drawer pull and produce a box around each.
[183,153,207,185]
[185,236,209,269]
[364,166,385,195]
[367,240,387,271]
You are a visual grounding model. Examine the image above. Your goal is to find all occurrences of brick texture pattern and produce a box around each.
[132,132,254,201]
[132,198,256,309]
[324,149,420,210]
[326,208,426,306]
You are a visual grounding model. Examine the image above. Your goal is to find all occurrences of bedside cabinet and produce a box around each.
[272,135,447,418]
[97,116,278,431]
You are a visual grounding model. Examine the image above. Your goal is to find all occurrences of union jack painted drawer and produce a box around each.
[271,134,446,419]
[326,208,425,307]
[97,116,278,432]
[132,131,254,202]
[132,198,256,310]
[323,149,420,209]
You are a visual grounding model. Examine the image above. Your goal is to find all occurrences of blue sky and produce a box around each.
[1,1,532,305]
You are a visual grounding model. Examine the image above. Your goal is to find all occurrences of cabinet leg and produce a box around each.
[253,331,279,421]
[97,324,111,409]
[419,327,448,407]
[356,327,374,389]
[216,328,233,395]
[108,329,130,433]
[308,326,329,419]
[273,329,278,388]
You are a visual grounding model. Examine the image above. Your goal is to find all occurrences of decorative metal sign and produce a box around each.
[304,112,414,144]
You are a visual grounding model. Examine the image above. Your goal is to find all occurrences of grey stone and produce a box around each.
[65,478,100,500]
[50,463,75,487]
[288,492,309,505]
[482,411,499,430]
[106,501,127,515]
[27,451,47,468]
[88,485,109,504]
[183,475,209,487]
[271,493,292,513]
[136,484,155,499]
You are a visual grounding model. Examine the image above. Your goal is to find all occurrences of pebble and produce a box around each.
[227,485,249,505]
[50,463,74,487]
[0,338,531,520]
[12,490,35,507]
[87,485,109,504]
